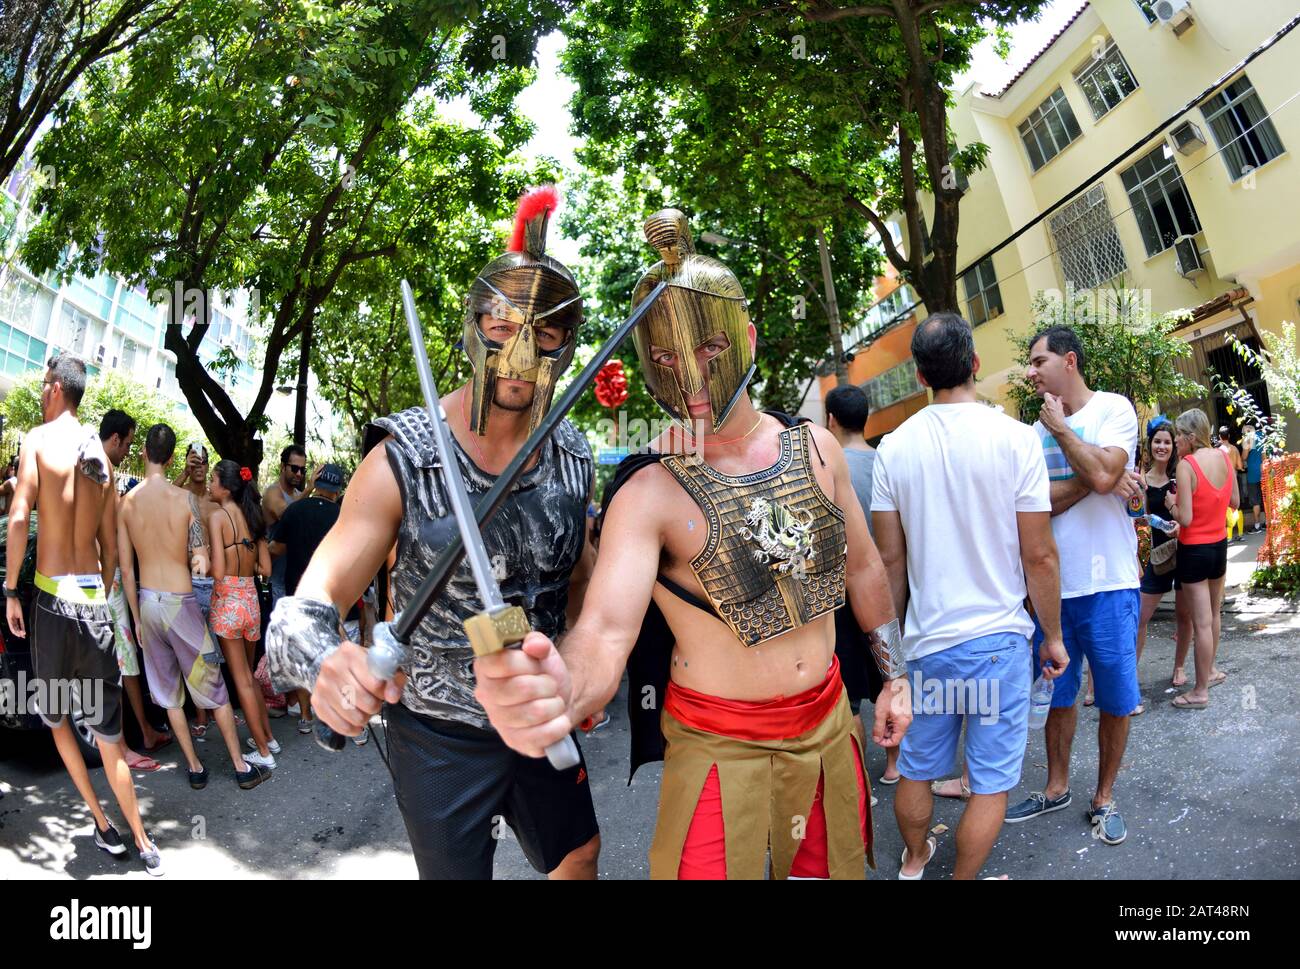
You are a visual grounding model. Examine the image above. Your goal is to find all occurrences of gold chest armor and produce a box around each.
[661,424,847,647]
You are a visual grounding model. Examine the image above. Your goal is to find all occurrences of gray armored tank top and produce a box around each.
[370,407,592,728]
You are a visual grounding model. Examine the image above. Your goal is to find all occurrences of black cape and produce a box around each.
[596,411,882,783]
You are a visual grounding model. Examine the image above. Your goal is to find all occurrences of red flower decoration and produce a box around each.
[594,360,629,409]
[239,466,253,482]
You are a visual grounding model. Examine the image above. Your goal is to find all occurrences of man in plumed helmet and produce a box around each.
[267,186,601,879]
[474,209,913,879]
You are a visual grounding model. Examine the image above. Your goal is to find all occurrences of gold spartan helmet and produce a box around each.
[461,185,584,435]
[629,209,755,432]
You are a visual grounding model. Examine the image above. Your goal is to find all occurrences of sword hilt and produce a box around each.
[314,621,410,752]
[466,606,581,771]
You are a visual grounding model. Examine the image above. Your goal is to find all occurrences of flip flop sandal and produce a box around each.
[189,723,207,739]
[141,735,173,754]
[1208,671,1228,688]
[898,836,937,880]
[1083,694,1095,707]
[877,774,900,786]
[126,753,162,773]
[930,778,971,800]
[1172,694,1208,710]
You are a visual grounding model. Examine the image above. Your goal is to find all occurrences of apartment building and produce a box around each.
[1,155,278,429]
[820,0,1300,444]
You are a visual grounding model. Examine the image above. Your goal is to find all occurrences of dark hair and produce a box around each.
[1029,324,1086,375]
[46,354,87,406]
[280,444,306,465]
[144,423,176,464]
[214,459,265,541]
[1145,422,1177,475]
[825,384,870,433]
[911,312,975,391]
[99,409,136,444]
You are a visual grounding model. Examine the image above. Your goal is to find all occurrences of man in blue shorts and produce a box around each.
[1009,325,1142,845]
[873,314,1068,879]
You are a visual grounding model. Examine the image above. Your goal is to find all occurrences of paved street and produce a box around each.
[2,532,1296,879]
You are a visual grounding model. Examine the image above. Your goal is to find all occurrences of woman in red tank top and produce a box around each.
[1165,409,1239,709]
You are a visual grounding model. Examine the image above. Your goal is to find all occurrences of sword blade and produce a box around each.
[400,279,507,613]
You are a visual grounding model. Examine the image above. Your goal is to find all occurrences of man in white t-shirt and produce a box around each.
[1006,325,1141,847]
[873,313,1069,879]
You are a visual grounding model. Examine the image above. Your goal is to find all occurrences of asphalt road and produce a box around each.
[2,605,1296,879]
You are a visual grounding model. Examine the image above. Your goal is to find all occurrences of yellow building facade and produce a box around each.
[888,0,1300,441]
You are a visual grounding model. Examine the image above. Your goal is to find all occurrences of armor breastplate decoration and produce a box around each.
[661,424,846,646]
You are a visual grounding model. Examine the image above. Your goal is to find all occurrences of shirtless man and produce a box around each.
[5,355,162,875]
[117,423,271,791]
[475,210,912,879]
[100,409,173,767]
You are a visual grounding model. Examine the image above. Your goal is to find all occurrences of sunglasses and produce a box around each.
[286,464,306,475]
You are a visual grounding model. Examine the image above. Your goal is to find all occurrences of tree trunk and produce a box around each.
[294,312,313,447]
[816,226,848,385]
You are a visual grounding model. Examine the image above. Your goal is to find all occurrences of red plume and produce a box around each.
[507,184,560,253]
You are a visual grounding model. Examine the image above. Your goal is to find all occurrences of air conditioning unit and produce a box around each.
[1170,120,1207,155]
[1174,234,1206,278]
[1153,0,1195,35]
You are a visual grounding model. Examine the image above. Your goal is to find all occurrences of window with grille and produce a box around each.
[1120,144,1201,257]
[1202,76,1286,180]
[1132,1,1156,24]
[1075,42,1138,120]
[865,359,922,412]
[1048,184,1128,291]
[962,258,1003,327]
[1018,88,1083,171]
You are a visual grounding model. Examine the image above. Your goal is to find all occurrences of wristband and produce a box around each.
[4,586,20,599]
[867,618,906,680]
[265,596,343,694]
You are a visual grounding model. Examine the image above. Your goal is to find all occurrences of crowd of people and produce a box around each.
[5,194,1272,881]
[4,354,354,875]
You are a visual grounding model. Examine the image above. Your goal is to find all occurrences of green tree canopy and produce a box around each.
[562,0,1045,323]
[1007,289,1206,425]
[19,0,566,471]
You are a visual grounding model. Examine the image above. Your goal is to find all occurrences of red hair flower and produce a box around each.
[594,359,629,409]
[239,466,253,482]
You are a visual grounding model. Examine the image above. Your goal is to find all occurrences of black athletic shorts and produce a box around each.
[1139,557,1180,596]
[1176,539,1228,585]
[383,701,598,879]
[31,590,123,742]
[1246,482,1263,509]
[834,605,883,712]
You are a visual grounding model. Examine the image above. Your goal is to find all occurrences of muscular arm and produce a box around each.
[1050,477,1090,516]
[871,509,908,625]
[116,502,141,630]
[1017,511,1061,641]
[262,490,285,557]
[565,530,596,631]
[554,475,662,725]
[5,431,39,593]
[1054,422,1129,494]
[97,481,117,590]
